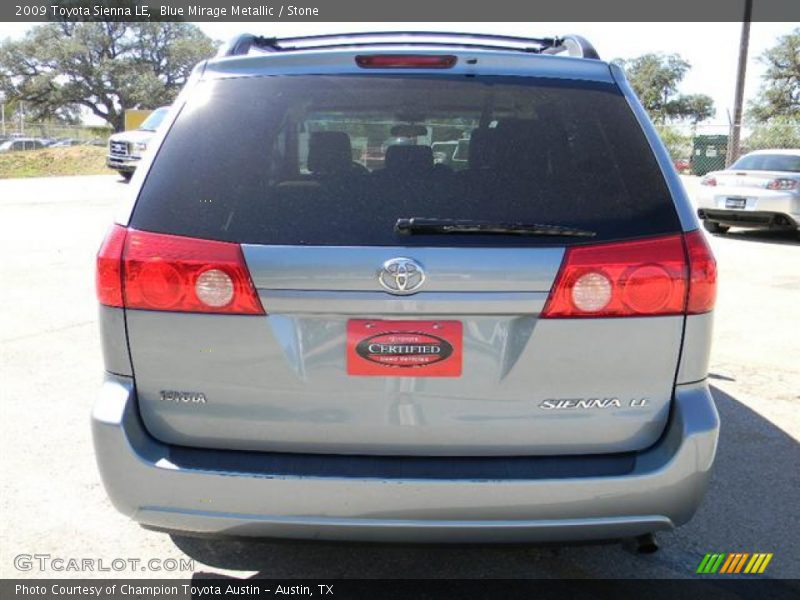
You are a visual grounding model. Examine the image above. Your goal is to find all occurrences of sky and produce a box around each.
[0,21,797,125]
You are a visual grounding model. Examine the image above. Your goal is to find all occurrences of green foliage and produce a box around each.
[665,94,715,124]
[0,22,215,131]
[0,146,107,179]
[745,117,800,151]
[748,28,800,122]
[615,53,714,124]
[654,125,692,159]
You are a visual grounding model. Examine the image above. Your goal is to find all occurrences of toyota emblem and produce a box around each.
[378,258,426,295]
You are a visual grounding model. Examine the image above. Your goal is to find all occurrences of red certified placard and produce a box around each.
[347,320,463,377]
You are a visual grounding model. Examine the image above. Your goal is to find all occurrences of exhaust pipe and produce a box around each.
[635,533,659,554]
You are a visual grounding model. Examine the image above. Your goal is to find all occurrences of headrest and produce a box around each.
[307,131,352,174]
[384,145,434,173]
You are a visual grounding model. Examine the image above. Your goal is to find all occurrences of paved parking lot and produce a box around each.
[1,175,798,580]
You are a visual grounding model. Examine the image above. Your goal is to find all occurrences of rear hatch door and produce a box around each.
[125,71,685,456]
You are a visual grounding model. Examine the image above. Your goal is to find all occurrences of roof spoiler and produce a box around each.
[217,32,600,60]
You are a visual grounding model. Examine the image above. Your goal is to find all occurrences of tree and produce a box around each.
[745,117,800,151]
[654,125,692,159]
[615,53,715,124]
[0,22,215,131]
[666,94,715,125]
[748,28,800,122]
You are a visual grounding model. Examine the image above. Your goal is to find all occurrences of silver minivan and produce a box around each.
[93,32,719,548]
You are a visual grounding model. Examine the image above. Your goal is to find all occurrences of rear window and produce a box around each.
[731,153,800,173]
[131,75,679,246]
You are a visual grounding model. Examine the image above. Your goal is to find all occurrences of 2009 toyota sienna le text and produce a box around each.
[92,32,719,545]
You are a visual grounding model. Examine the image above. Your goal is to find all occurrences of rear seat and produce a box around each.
[456,128,502,210]
[307,131,367,178]
[277,131,366,202]
[454,122,558,218]
[372,144,455,185]
[377,145,435,178]
[467,127,501,171]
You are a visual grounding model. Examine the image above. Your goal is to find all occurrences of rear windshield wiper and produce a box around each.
[395,218,596,238]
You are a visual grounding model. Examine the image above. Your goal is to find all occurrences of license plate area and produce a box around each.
[347,319,463,377]
[725,197,747,209]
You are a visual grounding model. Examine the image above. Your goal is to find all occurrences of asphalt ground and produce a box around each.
[0,174,798,580]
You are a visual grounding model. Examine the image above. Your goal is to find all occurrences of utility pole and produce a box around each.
[727,0,753,166]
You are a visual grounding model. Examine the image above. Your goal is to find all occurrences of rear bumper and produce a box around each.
[92,376,719,543]
[698,208,798,230]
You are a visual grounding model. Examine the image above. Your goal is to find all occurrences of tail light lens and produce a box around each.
[766,178,798,191]
[700,176,717,186]
[541,233,716,318]
[355,55,457,69]
[684,230,717,314]
[96,225,127,307]
[95,227,264,315]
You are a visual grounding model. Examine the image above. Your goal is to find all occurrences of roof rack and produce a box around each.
[217,32,600,60]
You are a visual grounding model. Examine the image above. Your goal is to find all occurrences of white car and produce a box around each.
[696,149,800,234]
[106,106,170,181]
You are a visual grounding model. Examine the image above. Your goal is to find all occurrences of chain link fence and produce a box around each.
[656,119,800,175]
[3,117,796,175]
[0,120,113,146]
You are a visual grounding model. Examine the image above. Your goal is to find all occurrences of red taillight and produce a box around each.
[766,178,798,191]
[96,224,127,307]
[95,227,264,315]
[355,54,457,69]
[541,233,716,318]
[684,230,717,314]
[701,176,717,186]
